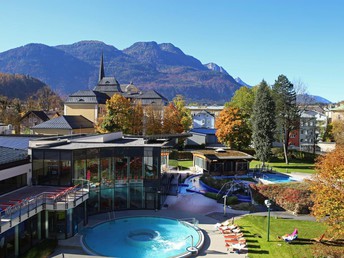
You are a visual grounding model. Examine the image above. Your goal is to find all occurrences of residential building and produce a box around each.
[20,111,50,133]
[192,110,215,129]
[31,115,95,135]
[330,104,344,122]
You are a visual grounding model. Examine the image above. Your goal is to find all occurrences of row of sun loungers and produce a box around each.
[215,220,247,254]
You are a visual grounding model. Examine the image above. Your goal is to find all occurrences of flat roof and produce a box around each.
[30,133,163,150]
[192,149,254,160]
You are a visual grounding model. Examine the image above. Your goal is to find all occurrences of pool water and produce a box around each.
[82,216,203,258]
[258,173,297,183]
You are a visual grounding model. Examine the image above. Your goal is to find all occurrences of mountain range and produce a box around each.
[0,40,332,104]
[0,41,241,103]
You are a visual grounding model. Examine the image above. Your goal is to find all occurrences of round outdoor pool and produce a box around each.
[81,216,204,258]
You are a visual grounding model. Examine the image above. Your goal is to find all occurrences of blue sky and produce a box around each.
[1,0,343,102]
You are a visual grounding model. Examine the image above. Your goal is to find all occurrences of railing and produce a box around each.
[0,181,89,234]
[178,217,199,228]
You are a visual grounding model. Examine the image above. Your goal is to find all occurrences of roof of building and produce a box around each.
[331,104,344,111]
[0,135,41,150]
[30,132,163,150]
[194,110,215,116]
[190,128,217,135]
[0,146,28,165]
[31,115,94,130]
[20,111,50,122]
[64,90,109,104]
[192,149,254,161]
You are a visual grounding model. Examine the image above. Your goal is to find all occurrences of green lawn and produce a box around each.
[250,159,315,174]
[168,159,193,170]
[235,215,326,258]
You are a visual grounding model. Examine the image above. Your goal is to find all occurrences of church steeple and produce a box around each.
[98,53,105,82]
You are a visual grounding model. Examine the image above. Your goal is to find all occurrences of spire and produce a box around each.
[98,52,105,82]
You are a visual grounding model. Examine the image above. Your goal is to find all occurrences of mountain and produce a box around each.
[204,62,229,75]
[297,94,331,104]
[0,41,243,103]
[235,77,251,87]
[0,73,46,100]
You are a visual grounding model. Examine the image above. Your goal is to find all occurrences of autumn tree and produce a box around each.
[215,106,251,150]
[34,86,63,111]
[101,94,132,133]
[130,101,144,135]
[172,95,192,132]
[310,146,344,238]
[252,80,276,165]
[162,103,183,134]
[331,120,344,145]
[144,105,162,135]
[272,75,299,164]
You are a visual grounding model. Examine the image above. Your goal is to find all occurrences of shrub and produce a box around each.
[312,242,344,258]
[250,182,313,214]
[226,196,239,205]
[204,192,220,201]
[22,239,57,258]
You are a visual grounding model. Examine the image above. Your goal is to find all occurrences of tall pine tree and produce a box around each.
[252,80,276,165]
[272,75,299,164]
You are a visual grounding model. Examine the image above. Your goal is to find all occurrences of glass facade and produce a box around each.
[31,146,162,214]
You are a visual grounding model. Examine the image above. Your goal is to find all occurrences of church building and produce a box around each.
[64,55,168,124]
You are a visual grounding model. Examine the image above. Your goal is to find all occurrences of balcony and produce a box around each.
[0,181,89,234]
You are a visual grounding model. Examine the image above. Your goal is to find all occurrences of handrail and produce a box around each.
[0,183,89,234]
[178,217,199,228]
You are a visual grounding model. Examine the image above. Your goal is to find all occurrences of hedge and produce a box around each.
[250,182,313,214]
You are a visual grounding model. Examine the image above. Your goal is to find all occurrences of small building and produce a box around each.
[20,111,50,133]
[31,115,95,135]
[192,110,215,129]
[186,128,221,147]
[192,149,254,175]
[330,104,344,122]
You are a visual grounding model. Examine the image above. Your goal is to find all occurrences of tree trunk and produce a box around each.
[283,126,289,165]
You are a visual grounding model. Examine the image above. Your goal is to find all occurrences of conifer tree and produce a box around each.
[252,80,276,165]
[272,75,299,164]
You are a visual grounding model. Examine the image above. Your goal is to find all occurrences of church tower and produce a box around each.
[93,54,122,97]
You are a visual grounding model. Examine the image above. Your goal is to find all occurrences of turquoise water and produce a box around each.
[82,216,201,258]
[259,173,296,183]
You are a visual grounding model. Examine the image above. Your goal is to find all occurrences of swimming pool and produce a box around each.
[257,173,297,184]
[82,216,203,258]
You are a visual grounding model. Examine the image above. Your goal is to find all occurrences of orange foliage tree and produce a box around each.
[310,146,344,238]
[331,120,344,145]
[215,106,251,150]
[144,105,162,135]
[162,103,183,134]
[100,94,132,134]
[130,101,143,135]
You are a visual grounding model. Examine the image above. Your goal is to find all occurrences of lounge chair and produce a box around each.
[281,228,298,243]
[224,233,244,239]
[225,237,246,244]
[230,243,247,253]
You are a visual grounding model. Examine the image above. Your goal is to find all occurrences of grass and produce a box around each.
[250,159,315,174]
[234,215,327,258]
[168,159,193,170]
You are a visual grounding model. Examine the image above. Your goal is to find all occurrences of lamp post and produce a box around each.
[223,195,227,217]
[264,199,272,242]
